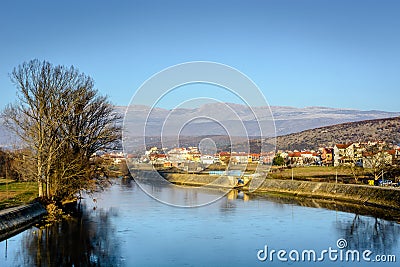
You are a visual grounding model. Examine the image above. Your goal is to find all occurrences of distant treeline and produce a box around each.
[0,149,23,181]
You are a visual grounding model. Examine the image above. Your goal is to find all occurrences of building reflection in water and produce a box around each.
[226,190,249,201]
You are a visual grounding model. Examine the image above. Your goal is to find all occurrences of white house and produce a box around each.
[201,155,214,165]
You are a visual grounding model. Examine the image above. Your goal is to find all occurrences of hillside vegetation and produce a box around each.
[268,116,400,151]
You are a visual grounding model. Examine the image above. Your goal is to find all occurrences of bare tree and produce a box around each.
[1,59,121,202]
[363,146,393,181]
[335,144,365,183]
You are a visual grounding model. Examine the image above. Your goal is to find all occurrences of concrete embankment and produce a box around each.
[160,172,400,209]
[162,173,226,187]
[0,202,47,241]
[256,179,400,210]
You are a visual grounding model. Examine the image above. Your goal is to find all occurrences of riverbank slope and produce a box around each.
[160,172,400,210]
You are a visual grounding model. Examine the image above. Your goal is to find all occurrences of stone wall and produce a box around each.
[0,202,47,241]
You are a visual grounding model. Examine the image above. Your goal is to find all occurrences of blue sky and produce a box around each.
[1,0,399,111]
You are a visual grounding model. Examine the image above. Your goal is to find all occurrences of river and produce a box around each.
[1,178,399,266]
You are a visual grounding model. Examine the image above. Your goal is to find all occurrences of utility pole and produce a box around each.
[6,165,8,200]
[292,168,294,181]
[335,169,338,184]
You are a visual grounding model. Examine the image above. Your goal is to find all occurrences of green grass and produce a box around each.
[0,178,16,185]
[268,166,364,182]
[0,180,38,210]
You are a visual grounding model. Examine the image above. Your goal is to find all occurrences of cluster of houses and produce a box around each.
[95,141,400,170]
[279,141,400,168]
[140,146,275,168]
[93,148,273,167]
[333,141,400,168]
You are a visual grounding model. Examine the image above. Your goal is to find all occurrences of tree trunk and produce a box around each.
[46,177,50,198]
[46,161,51,197]
[38,179,44,197]
[37,157,44,198]
[45,153,53,198]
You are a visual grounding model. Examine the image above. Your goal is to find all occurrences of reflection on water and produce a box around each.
[17,204,123,266]
[336,215,400,254]
[0,178,399,267]
[226,190,250,201]
[134,172,232,207]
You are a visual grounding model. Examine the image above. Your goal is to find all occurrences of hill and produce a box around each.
[268,116,400,151]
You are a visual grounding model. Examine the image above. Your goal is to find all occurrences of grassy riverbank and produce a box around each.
[0,179,38,210]
[150,165,367,183]
[269,166,356,182]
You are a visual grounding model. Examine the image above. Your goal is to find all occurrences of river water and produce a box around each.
[1,178,399,266]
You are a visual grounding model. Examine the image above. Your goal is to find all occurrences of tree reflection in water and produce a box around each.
[20,204,123,267]
[336,214,400,255]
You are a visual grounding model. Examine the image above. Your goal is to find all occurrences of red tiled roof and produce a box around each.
[388,150,396,155]
[335,144,352,149]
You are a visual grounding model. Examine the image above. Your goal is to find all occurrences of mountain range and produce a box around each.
[120,103,400,137]
[1,103,400,148]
